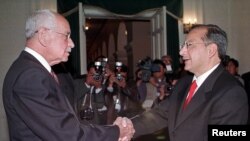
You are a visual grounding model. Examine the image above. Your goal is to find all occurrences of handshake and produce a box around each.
[113,117,135,141]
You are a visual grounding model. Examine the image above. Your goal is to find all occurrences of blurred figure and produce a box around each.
[106,63,143,124]
[242,71,250,124]
[171,57,190,86]
[226,58,244,85]
[161,55,173,74]
[94,56,111,85]
[222,54,231,67]
[74,62,107,125]
[136,59,172,110]
[161,55,176,86]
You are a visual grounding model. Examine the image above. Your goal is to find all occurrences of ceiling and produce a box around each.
[58,0,182,76]
[58,0,183,55]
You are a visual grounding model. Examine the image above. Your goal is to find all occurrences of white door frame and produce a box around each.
[62,3,169,75]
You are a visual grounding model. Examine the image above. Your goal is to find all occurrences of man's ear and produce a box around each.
[207,43,218,58]
[37,28,49,47]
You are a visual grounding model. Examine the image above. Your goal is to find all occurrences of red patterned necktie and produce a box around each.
[51,71,59,83]
[183,80,197,109]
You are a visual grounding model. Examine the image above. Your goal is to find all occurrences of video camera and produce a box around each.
[156,79,173,94]
[137,57,161,82]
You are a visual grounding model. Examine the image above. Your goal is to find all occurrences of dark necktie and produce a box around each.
[51,71,59,83]
[183,80,197,109]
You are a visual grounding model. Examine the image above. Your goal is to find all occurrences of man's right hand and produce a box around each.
[113,117,135,141]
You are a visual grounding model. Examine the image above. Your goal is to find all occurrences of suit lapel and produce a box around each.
[172,64,224,129]
[22,51,79,119]
[175,86,206,128]
[168,76,192,131]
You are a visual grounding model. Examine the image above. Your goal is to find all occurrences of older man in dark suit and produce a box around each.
[132,24,248,141]
[2,9,134,141]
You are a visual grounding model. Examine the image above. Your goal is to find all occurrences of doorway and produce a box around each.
[63,3,167,76]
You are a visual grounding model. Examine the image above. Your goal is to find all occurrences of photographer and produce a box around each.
[106,63,143,124]
[94,56,111,85]
[74,62,107,125]
[136,58,172,110]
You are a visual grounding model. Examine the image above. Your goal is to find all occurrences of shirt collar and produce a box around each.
[24,47,52,73]
[193,63,220,87]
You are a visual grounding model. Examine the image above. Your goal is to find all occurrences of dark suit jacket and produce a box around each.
[3,51,119,141]
[132,64,248,141]
[52,63,75,109]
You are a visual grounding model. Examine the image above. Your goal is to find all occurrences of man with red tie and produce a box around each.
[131,24,248,141]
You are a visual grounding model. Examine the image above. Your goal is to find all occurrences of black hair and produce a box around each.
[152,59,165,69]
[87,61,95,71]
[228,58,239,68]
[116,64,128,73]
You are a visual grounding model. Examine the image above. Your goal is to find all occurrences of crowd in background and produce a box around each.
[67,55,182,125]
[58,52,250,126]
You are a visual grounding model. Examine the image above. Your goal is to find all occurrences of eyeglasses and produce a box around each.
[35,28,71,41]
[50,30,71,40]
[180,41,212,50]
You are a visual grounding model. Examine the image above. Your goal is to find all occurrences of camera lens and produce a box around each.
[116,73,123,81]
[80,107,94,120]
[93,73,102,81]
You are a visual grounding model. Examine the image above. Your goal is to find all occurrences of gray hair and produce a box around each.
[190,24,228,60]
[25,9,56,39]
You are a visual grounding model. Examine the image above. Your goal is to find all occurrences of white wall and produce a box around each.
[230,0,250,74]
[0,0,56,140]
[183,0,250,74]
